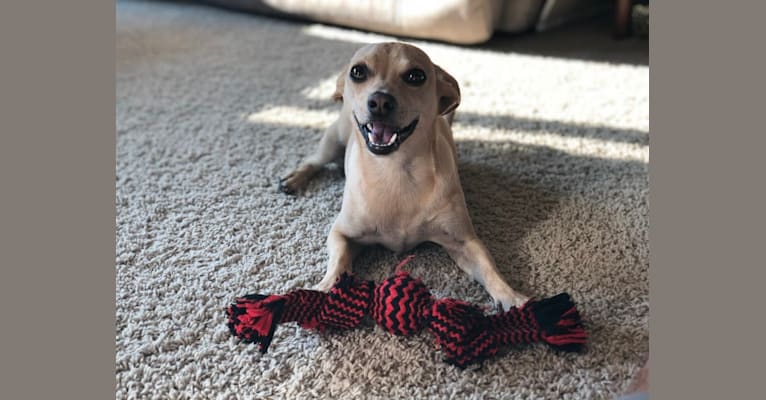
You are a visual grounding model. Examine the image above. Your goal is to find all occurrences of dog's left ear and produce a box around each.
[434,65,460,116]
[331,66,346,103]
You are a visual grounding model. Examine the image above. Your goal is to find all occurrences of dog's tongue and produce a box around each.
[370,122,394,144]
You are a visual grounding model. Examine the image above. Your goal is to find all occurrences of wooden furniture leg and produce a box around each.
[614,0,632,37]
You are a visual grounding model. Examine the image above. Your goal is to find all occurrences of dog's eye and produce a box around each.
[403,69,426,86]
[350,65,368,82]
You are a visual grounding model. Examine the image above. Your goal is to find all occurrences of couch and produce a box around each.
[198,0,612,44]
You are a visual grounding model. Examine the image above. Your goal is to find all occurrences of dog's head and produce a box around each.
[333,42,460,156]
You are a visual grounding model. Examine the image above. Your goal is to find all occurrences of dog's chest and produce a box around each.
[343,176,441,252]
[352,218,429,253]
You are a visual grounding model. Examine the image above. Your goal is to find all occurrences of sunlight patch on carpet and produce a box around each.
[246,105,647,163]
[247,106,338,129]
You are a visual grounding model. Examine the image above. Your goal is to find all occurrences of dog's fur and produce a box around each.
[280,42,527,309]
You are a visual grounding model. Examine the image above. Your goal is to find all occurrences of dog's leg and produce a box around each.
[279,120,344,194]
[314,227,360,291]
[438,236,528,310]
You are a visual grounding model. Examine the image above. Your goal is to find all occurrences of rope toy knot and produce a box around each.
[372,271,433,336]
[427,298,497,366]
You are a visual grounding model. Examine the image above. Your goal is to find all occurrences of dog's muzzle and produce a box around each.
[354,114,419,156]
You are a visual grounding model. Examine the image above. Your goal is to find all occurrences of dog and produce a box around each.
[279,42,528,310]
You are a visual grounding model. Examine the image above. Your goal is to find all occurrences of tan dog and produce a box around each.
[280,42,528,309]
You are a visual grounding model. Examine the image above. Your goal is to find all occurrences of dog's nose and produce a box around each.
[367,92,397,117]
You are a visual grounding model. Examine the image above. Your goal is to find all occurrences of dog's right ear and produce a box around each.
[331,66,346,102]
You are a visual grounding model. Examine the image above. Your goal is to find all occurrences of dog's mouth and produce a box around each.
[354,114,419,155]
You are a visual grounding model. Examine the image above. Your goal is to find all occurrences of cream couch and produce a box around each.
[199,0,611,44]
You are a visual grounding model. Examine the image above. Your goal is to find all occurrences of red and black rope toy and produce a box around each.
[226,258,587,368]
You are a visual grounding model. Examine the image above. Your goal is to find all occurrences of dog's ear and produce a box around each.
[434,64,460,116]
[331,66,346,102]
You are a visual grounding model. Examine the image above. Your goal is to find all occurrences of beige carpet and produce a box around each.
[116,1,649,399]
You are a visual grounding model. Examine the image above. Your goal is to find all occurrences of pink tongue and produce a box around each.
[370,122,394,144]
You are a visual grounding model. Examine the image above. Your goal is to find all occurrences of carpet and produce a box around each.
[116,1,649,399]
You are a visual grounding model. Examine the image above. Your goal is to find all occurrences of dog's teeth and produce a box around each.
[368,132,374,142]
[387,133,397,145]
[366,123,373,131]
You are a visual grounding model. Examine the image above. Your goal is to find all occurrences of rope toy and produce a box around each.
[226,258,587,368]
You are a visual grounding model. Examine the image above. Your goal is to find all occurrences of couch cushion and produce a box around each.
[201,0,503,44]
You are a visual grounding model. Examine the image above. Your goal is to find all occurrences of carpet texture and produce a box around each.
[116,1,649,399]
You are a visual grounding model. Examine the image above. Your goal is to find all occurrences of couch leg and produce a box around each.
[614,0,632,38]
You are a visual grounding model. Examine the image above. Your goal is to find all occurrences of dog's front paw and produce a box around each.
[278,175,298,195]
[278,165,317,195]
[278,171,306,195]
[496,292,530,311]
[312,277,336,292]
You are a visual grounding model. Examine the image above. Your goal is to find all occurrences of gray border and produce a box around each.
[651,1,765,399]
[0,0,115,398]
[2,0,765,398]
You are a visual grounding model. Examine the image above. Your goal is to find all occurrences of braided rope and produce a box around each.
[227,270,587,368]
